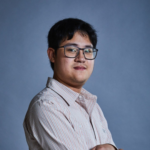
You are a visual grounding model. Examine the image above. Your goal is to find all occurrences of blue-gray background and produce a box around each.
[0,0,150,150]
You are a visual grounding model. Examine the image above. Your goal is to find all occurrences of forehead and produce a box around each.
[60,31,93,47]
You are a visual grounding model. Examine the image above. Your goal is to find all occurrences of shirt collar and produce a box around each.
[46,77,97,114]
[46,77,79,106]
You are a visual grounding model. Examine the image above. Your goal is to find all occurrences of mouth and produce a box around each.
[74,66,86,70]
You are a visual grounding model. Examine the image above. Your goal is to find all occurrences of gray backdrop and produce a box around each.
[0,0,150,150]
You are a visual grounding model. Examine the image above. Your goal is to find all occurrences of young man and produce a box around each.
[23,18,122,150]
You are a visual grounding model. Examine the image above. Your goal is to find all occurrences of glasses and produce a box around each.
[58,45,98,60]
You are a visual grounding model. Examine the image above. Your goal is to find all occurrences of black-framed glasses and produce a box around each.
[58,45,98,60]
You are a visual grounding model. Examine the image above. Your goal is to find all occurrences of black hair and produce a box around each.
[47,18,97,70]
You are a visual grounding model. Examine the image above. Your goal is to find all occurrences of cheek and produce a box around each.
[59,58,73,72]
[87,60,94,72]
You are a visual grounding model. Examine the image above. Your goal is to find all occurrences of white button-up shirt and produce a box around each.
[23,77,116,150]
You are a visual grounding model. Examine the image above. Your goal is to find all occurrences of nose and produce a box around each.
[74,49,85,63]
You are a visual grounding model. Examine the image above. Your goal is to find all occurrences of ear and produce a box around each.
[47,48,55,63]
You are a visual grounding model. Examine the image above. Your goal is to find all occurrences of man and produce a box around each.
[23,18,122,150]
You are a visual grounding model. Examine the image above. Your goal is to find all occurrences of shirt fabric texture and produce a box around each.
[23,77,117,150]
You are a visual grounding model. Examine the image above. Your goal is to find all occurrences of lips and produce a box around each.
[74,66,86,70]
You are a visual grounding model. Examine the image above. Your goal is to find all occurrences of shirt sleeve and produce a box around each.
[24,99,88,150]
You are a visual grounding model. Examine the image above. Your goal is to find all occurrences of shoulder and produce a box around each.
[25,87,62,120]
[25,87,69,120]
[24,88,58,128]
[28,87,56,109]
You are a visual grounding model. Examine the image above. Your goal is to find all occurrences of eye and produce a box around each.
[65,46,78,53]
[67,48,77,52]
[84,48,93,53]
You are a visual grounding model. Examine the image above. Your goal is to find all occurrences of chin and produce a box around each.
[73,77,88,84]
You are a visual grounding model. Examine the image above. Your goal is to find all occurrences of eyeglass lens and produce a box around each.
[64,45,97,59]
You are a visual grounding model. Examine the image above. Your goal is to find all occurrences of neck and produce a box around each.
[53,75,83,93]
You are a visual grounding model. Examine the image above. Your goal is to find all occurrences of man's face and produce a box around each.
[49,31,95,89]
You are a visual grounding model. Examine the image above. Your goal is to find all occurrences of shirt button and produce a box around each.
[79,95,82,100]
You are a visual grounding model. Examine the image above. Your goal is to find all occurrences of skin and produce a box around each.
[92,144,123,150]
[47,31,94,93]
[47,31,123,150]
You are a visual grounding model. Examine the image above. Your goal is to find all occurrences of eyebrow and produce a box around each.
[63,43,93,48]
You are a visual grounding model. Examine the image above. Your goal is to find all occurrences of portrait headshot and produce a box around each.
[23,18,121,150]
[0,0,149,150]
